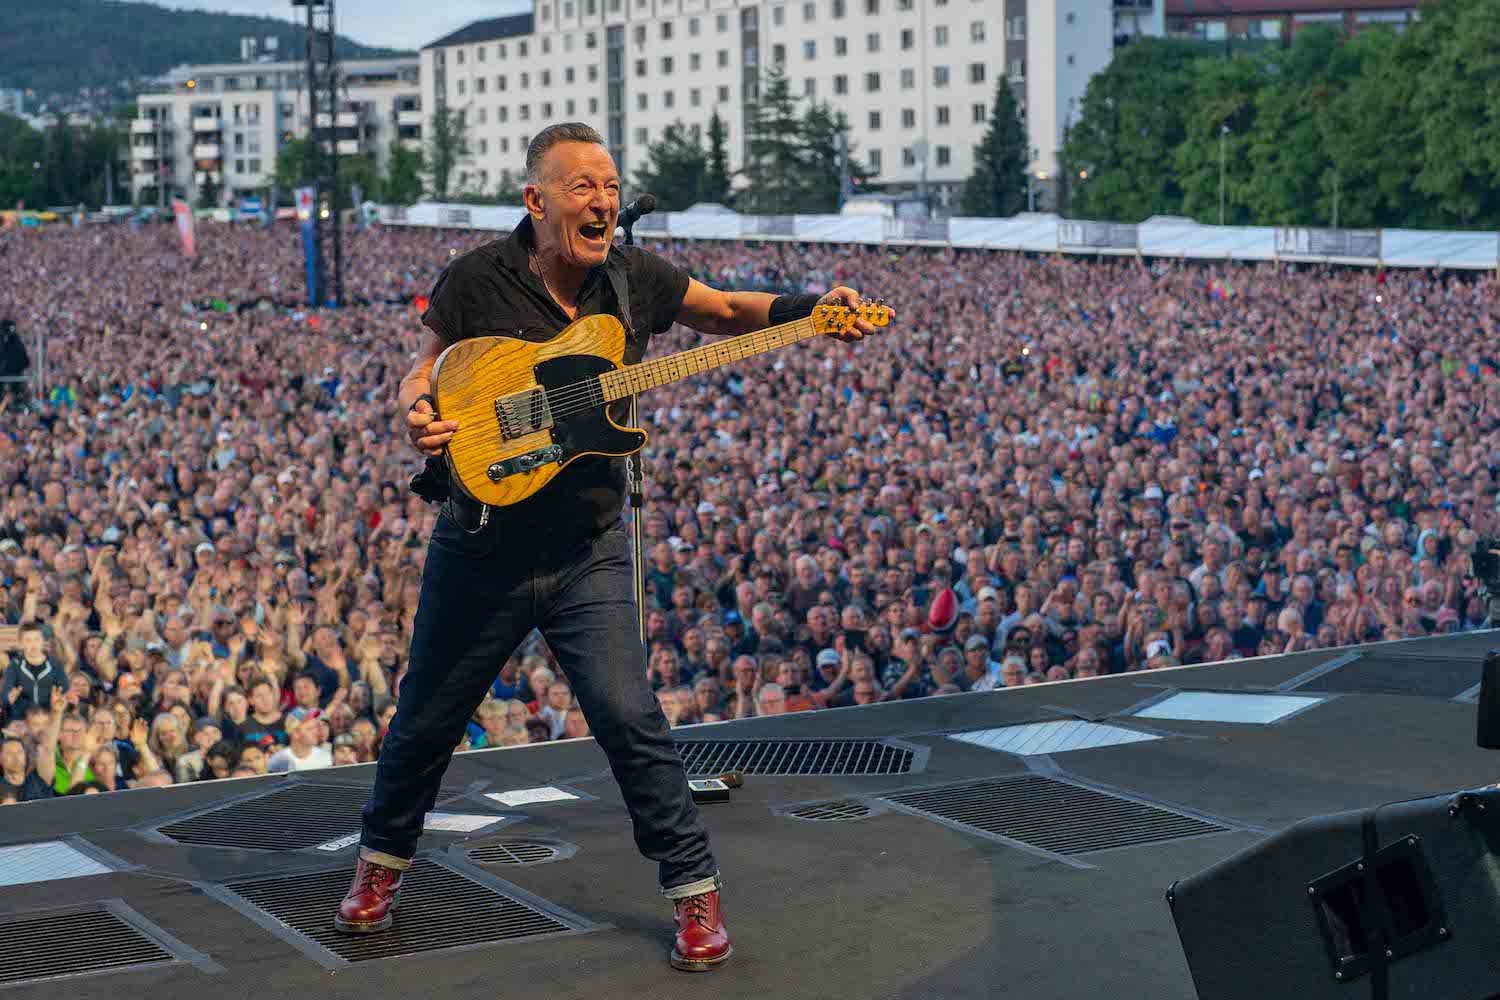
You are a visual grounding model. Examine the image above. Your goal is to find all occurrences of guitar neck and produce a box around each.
[599,316,820,402]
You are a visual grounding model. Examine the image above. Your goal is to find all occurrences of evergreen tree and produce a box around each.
[632,121,707,210]
[960,79,1029,217]
[382,139,424,206]
[800,103,869,213]
[703,110,731,204]
[737,64,806,214]
[426,106,471,201]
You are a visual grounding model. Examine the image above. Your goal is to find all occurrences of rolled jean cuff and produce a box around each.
[661,871,721,900]
[359,847,414,871]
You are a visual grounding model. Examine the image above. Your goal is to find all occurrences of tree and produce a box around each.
[196,170,220,209]
[275,136,377,205]
[1323,27,1425,229]
[1171,51,1270,225]
[274,136,310,193]
[703,110,731,204]
[1060,39,1200,222]
[0,113,47,208]
[1410,0,1500,227]
[632,121,707,211]
[960,79,1029,217]
[426,106,470,201]
[800,102,869,213]
[382,139,424,206]
[737,64,806,214]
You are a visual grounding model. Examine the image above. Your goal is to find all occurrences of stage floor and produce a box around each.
[2,631,1497,1000]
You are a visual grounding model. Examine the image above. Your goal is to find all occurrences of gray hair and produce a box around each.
[525,122,607,184]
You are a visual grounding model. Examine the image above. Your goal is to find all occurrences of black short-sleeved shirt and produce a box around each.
[419,215,691,543]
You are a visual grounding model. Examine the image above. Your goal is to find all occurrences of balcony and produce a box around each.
[131,119,164,135]
[398,136,422,150]
[131,170,156,187]
[336,138,361,156]
[194,170,223,186]
[192,143,221,160]
[314,111,364,129]
[191,114,221,132]
[397,109,423,127]
[130,144,159,161]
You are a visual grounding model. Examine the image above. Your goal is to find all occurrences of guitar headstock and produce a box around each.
[810,300,893,337]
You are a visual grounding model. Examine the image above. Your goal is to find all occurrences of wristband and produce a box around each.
[768,293,821,326]
[408,393,436,413]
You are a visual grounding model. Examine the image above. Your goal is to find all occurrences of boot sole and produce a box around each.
[333,896,399,935]
[670,944,733,972]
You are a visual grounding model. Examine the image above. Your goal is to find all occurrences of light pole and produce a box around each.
[1218,123,1228,226]
[1332,167,1340,229]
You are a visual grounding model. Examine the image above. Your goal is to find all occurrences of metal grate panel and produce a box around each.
[466,842,559,866]
[1296,655,1480,700]
[158,783,371,850]
[0,840,113,887]
[675,738,913,776]
[949,721,1161,756]
[0,908,172,986]
[787,799,873,821]
[884,775,1227,855]
[224,859,573,962]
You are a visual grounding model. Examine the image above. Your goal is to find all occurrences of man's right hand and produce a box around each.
[406,397,459,457]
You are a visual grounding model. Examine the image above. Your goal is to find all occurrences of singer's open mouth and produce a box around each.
[578,221,609,243]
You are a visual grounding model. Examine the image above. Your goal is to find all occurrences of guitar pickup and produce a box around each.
[494,387,554,440]
[487,445,564,481]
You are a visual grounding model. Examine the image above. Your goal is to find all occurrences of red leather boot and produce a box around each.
[671,889,733,971]
[334,857,404,934]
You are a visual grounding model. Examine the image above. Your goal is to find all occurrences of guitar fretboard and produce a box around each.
[600,316,820,401]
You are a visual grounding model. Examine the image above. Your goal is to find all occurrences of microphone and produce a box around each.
[617,193,657,231]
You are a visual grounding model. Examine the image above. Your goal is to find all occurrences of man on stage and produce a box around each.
[336,122,891,972]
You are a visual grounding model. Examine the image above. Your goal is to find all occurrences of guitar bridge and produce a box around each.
[494,387,554,440]
[487,445,564,481]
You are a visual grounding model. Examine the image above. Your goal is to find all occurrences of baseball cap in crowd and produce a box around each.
[816,649,840,667]
[195,541,216,556]
[899,627,922,640]
[1249,469,1265,480]
[1142,484,1164,500]
[976,586,1000,604]
[1146,638,1172,659]
[964,635,990,652]
[722,610,743,626]
[696,501,716,515]
[193,717,220,735]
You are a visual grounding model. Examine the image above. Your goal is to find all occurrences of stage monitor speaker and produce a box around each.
[1167,786,1500,1000]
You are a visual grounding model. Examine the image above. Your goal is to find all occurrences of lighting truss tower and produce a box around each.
[292,0,344,307]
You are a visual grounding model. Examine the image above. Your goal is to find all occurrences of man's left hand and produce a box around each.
[817,286,895,343]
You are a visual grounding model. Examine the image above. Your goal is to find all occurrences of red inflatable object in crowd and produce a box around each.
[928,587,958,633]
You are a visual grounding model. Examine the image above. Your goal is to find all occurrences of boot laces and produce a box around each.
[679,892,714,930]
[359,862,398,894]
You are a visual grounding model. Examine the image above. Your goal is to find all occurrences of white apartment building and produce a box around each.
[422,0,1128,211]
[129,56,422,207]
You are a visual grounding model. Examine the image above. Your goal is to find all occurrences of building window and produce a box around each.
[868,148,881,170]
[773,5,785,25]
[521,72,530,87]
[934,65,950,87]
[1066,54,1075,66]
[566,98,576,114]
[663,90,675,108]
[566,67,575,83]
[832,0,845,17]
[689,16,700,34]
[542,101,553,116]
[662,56,674,73]
[773,43,786,64]
[833,74,848,95]
[803,0,815,18]
[834,36,847,55]
[637,93,648,110]
[589,97,599,112]
[662,20,673,39]
[520,133,529,149]
[248,158,260,173]
[1009,58,1025,79]
[690,52,702,70]
[498,75,507,91]
[865,0,878,11]
[1008,16,1025,39]
[690,88,702,106]
[235,158,245,173]
[804,40,816,58]
[587,0,596,13]
[498,43,507,58]
[865,71,880,92]
[477,107,487,124]
[718,49,729,67]
[935,25,949,45]
[717,85,730,102]
[457,79,466,95]
[635,25,646,44]
[972,102,987,123]
[901,68,915,89]
[478,139,488,155]
[542,37,551,53]
[970,63,986,83]
[501,137,509,153]
[477,47,487,62]
[936,145,950,166]
[456,49,465,64]
[541,5,550,19]
[476,77,487,94]
[868,110,881,129]
[867,32,880,51]
[902,147,915,166]
[564,34,574,51]
[971,20,986,42]
[936,105,949,125]
[586,32,597,48]
[519,41,528,57]
[717,13,728,30]
[541,70,552,86]
[589,65,599,81]
[499,107,509,122]
[635,127,648,144]
[520,105,531,120]
[901,108,915,128]
[635,59,647,76]
[804,78,815,97]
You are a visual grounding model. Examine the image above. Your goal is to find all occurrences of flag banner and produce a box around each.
[171,198,196,258]
[296,186,320,306]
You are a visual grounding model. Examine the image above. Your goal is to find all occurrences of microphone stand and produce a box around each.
[621,216,647,646]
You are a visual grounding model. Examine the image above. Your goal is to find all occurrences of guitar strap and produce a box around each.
[604,253,636,354]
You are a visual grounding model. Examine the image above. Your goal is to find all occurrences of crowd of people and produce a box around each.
[1,217,1496,803]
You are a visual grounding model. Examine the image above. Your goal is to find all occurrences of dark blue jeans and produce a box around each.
[359,504,719,897]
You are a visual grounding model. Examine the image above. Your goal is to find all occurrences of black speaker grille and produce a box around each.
[885,775,1227,855]
[466,842,559,866]
[675,739,912,776]
[786,800,874,821]
[224,859,573,962]
[0,908,173,985]
[158,783,371,850]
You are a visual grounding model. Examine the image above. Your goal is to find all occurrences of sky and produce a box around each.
[152,0,530,50]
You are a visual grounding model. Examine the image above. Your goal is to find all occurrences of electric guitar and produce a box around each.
[430,301,892,507]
